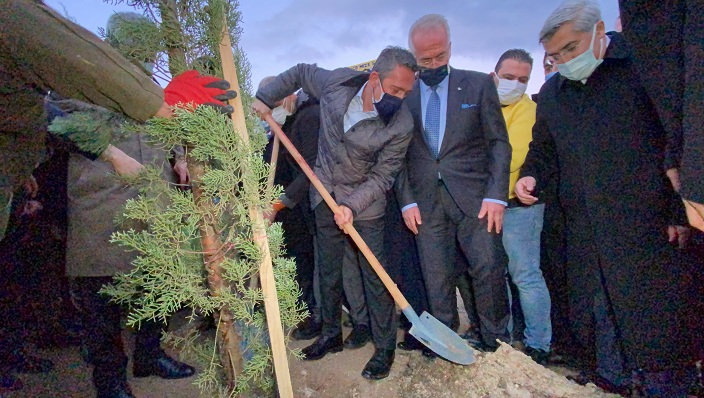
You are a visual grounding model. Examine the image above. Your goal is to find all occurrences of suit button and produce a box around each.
[340,139,345,143]
[436,159,440,163]
[336,161,340,164]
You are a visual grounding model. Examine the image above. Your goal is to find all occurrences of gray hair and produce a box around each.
[408,14,451,53]
[258,76,277,90]
[371,46,419,80]
[539,0,602,43]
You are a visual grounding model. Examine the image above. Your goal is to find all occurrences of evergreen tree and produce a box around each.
[89,1,304,396]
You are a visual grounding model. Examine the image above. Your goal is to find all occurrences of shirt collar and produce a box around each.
[356,81,367,99]
[351,81,378,115]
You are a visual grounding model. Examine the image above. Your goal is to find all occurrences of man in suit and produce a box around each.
[396,14,512,352]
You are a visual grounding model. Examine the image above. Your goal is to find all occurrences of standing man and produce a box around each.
[252,46,418,380]
[515,1,695,395]
[491,49,552,363]
[259,78,322,341]
[396,14,512,352]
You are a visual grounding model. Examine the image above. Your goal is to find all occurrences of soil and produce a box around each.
[5,325,616,398]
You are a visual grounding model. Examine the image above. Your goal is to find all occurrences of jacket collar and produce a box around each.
[341,72,371,88]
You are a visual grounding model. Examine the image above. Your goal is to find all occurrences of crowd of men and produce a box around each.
[0,0,702,397]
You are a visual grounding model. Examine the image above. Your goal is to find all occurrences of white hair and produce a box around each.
[539,0,602,43]
[408,14,451,53]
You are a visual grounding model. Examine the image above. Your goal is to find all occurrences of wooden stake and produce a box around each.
[218,21,294,398]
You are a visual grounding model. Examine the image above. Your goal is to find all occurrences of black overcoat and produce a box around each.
[521,33,697,371]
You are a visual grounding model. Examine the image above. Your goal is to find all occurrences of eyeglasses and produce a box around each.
[417,52,449,68]
[546,39,584,63]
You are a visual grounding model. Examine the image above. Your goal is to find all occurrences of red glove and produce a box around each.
[164,70,237,113]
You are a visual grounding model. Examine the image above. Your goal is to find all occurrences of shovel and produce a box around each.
[264,114,475,365]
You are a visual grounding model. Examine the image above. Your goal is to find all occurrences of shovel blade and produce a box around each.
[405,309,475,365]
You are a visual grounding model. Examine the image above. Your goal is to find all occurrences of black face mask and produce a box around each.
[373,81,403,124]
[420,64,449,86]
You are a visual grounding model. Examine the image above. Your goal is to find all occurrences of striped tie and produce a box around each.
[425,85,440,157]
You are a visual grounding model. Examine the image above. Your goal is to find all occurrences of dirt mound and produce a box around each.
[398,342,617,398]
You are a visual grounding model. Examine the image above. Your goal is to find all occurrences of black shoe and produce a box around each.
[460,328,483,347]
[566,372,631,396]
[302,334,343,360]
[344,325,371,349]
[397,333,424,351]
[524,346,550,365]
[469,341,499,353]
[133,356,195,379]
[96,381,136,398]
[362,348,395,380]
[421,347,438,359]
[292,317,322,341]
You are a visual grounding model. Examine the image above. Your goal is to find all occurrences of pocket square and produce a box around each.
[461,103,478,109]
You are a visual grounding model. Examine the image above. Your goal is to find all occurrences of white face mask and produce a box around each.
[271,105,291,125]
[557,23,606,82]
[496,78,528,105]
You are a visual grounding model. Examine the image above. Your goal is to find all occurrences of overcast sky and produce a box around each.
[46,0,620,95]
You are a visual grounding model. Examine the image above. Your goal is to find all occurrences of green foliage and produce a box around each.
[104,107,305,397]
[103,0,253,98]
[47,106,131,156]
[98,1,301,395]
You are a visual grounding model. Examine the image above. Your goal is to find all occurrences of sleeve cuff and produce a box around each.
[483,198,508,206]
[338,201,358,217]
[401,203,418,213]
[255,94,275,110]
[279,193,296,209]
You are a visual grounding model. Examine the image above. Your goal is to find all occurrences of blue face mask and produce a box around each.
[557,24,605,82]
[372,79,403,124]
[545,71,558,81]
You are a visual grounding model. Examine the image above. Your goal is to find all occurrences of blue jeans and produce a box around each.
[503,204,552,351]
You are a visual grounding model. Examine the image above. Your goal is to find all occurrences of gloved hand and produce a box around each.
[164,70,237,114]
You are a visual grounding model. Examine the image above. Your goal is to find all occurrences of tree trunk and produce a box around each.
[187,157,243,392]
[158,0,187,75]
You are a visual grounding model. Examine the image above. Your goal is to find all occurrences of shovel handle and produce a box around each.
[264,114,411,310]
[266,135,280,190]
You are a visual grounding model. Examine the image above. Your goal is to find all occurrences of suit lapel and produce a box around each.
[438,70,465,157]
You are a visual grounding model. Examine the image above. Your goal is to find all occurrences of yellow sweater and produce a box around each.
[502,94,537,199]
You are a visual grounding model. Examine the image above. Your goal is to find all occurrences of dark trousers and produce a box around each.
[69,277,164,391]
[277,205,316,316]
[315,202,397,350]
[415,181,510,345]
[383,190,428,329]
[342,240,369,327]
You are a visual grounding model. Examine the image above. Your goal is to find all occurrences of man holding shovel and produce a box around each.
[252,46,418,380]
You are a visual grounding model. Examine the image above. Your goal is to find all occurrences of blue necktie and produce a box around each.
[425,85,440,157]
